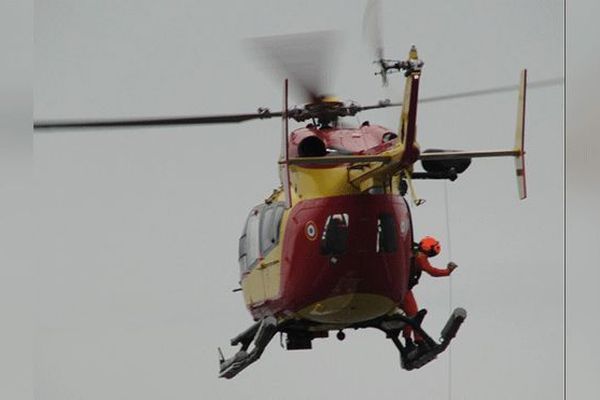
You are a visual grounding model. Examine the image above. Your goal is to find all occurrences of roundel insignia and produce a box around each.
[305,221,318,241]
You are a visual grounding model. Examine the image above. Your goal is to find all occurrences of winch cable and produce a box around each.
[443,181,454,400]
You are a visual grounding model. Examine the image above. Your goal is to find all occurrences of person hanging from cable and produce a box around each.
[401,235,458,352]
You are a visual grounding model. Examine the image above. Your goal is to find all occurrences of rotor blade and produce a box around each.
[35,77,562,130]
[34,111,283,130]
[418,77,562,104]
[249,31,340,103]
[363,0,384,60]
[360,77,563,111]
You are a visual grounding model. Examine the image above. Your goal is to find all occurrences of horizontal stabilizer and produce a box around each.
[419,70,528,200]
[419,149,519,161]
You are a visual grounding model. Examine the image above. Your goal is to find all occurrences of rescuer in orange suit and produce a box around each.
[402,236,458,350]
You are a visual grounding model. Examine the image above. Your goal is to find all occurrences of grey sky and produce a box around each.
[34,1,563,399]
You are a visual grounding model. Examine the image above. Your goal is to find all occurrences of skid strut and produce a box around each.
[218,316,278,379]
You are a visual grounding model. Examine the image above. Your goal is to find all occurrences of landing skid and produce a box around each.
[380,307,467,370]
[218,307,466,378]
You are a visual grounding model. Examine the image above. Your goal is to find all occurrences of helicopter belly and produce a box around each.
[296,293,396,324]
[256,193,414,323]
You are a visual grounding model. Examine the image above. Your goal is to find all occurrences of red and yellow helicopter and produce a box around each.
[35,17,547,377]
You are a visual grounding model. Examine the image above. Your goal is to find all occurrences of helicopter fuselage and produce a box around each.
[239,124,416,327]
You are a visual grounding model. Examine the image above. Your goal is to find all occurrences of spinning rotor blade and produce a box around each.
[416,77,561,104]
[249,31,340,103]
[363,0,392,86]
[363,0,384,61]
[36,31,343,131]
[360,77,562,111]
[34,111,282,130]
[34,77,561,131]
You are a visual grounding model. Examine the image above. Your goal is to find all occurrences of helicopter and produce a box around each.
[34,37,531,377]
[32,0,566,379]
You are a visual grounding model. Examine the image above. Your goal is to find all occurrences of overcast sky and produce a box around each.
[32,1,567,399]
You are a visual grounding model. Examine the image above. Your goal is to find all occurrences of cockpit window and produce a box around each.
[239,203,285,274]
[260,203,285,254]
[239,208,261,273]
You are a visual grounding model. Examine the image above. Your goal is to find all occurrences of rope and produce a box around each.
[443,181,453,400]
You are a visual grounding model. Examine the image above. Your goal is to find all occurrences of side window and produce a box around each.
[260,203,285,255]
[239,203,285,273]
[320,213,349,255]
[239,208,261,273]
[377,213,398,253]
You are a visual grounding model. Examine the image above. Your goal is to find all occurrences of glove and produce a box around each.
[447,262,458,272]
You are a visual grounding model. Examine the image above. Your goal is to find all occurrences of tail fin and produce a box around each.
[514,69,527,200]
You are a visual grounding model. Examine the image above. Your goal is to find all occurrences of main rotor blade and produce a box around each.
[360,77,563,111]
[249,31,340,103]
[363,0,384,60]
[35,78,562,130]
[34,111,283,130]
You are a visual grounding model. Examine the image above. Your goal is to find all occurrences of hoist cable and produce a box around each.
[443,181,453,400]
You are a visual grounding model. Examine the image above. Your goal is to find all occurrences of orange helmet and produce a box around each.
[419,236,441,257]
